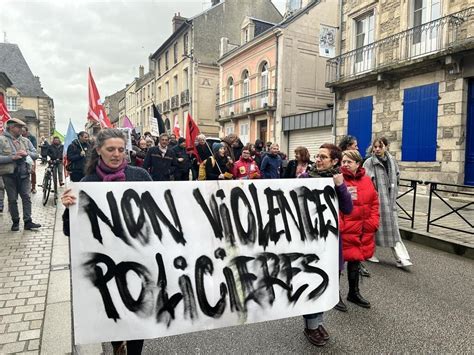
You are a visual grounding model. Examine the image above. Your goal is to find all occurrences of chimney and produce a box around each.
[220,37,229,57]
[139,65,144,78]
[172,12,187,33]
[211,0,220,6]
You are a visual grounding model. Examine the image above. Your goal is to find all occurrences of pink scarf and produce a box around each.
[96,158,127,182]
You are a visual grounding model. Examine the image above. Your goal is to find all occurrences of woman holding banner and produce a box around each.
[61,128,151,355]
[303,143,353,347]
[340,150,379,309]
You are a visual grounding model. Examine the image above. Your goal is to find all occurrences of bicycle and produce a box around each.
[41,159,61,206]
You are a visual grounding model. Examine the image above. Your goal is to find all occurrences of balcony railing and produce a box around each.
[216,89,277,120]
[163,99,170,113]
[327,6,474,84]
[171,95,180,110]
[181,89,190,105]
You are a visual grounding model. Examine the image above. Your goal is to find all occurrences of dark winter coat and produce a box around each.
[339,166,379,262]
[283,160,313,178]
[260,153,282,179]
[66,139,91,174]
[47,143,64,161]
[143,146,176,181]
[205,155,230,180]
[172,145,191,174]
[196,144,212,162]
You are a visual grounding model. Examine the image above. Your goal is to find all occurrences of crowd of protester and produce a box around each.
[0,118,413,353]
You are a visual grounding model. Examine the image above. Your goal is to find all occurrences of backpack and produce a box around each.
[198,157,215,181]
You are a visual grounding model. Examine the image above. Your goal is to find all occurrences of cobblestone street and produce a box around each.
[0,165,60,354]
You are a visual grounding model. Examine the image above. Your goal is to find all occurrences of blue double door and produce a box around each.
[466,80,474,185]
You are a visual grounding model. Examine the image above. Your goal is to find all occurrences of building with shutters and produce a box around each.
[149,0,283,138]
[0,43,55,140]
[217,0,338,156]
[327,1,474,185]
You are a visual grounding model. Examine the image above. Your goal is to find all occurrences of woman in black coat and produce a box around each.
[283,146,313,178]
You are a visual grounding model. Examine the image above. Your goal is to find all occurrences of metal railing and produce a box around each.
[181,89,190,105]
[171,95,180,110]
[396,178,422,229]
[327,6,474,84]
[163,99,170,113]
[216,89,277,120]
[426,181,474,235]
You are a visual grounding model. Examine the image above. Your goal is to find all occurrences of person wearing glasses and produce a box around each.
[303,143,353,347]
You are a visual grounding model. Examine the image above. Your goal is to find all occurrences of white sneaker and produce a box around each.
[396,259,413,267]
[367,256,380,263]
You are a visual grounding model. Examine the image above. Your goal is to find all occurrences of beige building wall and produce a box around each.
[331,0,474,184]
[276,0,338,148]
[125,80,138,128]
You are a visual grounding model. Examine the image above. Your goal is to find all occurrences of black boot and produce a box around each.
[24,220,41,230]
[347,261,371,308]
[11,219,20,232]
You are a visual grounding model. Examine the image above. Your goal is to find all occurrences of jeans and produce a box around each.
[303,312,324,330]
[2,174,32,222]
[0,177,4,210]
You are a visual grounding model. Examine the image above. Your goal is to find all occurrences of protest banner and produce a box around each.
[69,178,340,344]
[117,127,132,152]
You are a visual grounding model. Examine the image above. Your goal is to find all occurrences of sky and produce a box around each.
[0,0,286,134]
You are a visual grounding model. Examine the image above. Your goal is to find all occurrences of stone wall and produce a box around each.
[335,69,468,184]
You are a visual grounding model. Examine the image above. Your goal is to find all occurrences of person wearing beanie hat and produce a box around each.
[172,137,191,181]
[212,142,223,153]
[206,142,233,180]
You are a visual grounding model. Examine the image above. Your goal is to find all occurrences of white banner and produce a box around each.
[70,179,340,344]
[116,127,132,152]
[150,117,159,136]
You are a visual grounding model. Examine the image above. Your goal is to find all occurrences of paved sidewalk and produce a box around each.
[0,165,57,354]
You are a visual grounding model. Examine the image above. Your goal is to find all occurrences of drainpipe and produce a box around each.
[274,31,281,145]
[332,0,344,143]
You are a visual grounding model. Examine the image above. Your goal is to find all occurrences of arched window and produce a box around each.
[260,62,268,92]
[228,77,234,101]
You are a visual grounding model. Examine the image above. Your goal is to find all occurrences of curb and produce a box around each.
[400,227,474,260]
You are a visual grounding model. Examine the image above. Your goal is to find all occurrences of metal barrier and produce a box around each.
[396,178,422,229]
[425,181,474,235]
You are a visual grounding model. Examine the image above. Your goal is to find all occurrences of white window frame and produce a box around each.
[242,71,250,111]
[353,12,375,74]
[410,0,441,57]
[239,121,250,145]
[6,96,18,111]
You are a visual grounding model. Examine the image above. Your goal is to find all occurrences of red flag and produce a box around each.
[0,94,12,134]
[185,113,201,162]
[88,68,112,128]
[173,115,181,138]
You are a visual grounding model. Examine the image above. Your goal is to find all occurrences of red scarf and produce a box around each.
[95,158,127,181]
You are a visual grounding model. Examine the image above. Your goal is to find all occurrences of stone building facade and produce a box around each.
[149,0,282,137]
[327,1,474,185]
[104,87,127,127]
[0,43,55,140]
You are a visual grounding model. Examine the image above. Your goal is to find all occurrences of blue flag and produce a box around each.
[63,120,77,157]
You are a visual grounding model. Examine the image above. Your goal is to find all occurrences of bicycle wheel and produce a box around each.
[42,172,51,206]
[52,166,58,206]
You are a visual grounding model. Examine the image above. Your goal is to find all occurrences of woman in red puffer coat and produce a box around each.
[340,150,379,309]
